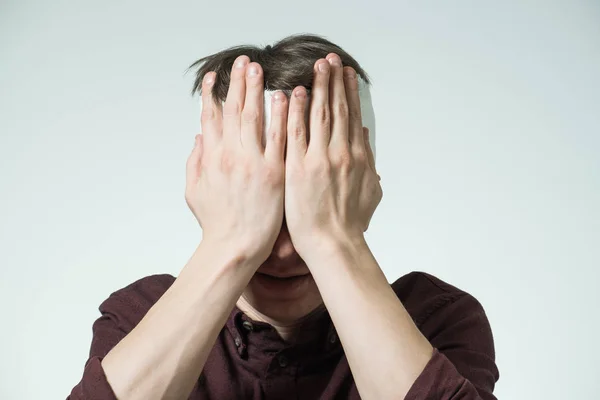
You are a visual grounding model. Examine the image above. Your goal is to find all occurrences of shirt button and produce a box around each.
[242,320,254,331]
[234,337,242,347]
[329,331,337,344]
[277,354,289,368]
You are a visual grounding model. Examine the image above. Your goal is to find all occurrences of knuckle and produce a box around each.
[240,159,255,179]
[331,150,353,170]
[315,106,330,126]
[268,128,282,144]
[223,101,241,117]
[349,105,361,122]
[309,159,332,178]
[353,150,367,165]
[333,102,349,119]
[241,109,260,124]
[220,151,237,173]
[291,123,305,139]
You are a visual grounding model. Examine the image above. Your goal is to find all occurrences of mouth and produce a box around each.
[252,271,313,292]
[255,272,310,280]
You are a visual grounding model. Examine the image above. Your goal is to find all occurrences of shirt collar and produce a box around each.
[224,302,341,360]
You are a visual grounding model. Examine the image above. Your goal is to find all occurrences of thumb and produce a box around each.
[186,133,203,182]
[363,127,376,172]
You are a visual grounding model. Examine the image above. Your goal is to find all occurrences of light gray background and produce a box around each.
[1,1,598,399]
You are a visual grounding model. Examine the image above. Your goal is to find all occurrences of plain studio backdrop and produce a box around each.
[1,0,598,399]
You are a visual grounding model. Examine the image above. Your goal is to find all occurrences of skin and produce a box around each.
[279,54,434,399]
[196,53,434,398]
[235,55,382,340]
[98,53,432,400]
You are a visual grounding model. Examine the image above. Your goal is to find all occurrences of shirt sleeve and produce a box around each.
[404,293,500,400]
[66,304,127,399]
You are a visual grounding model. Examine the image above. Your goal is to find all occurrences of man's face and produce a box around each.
[258,214,307,275]
[224,82,376,315]
[242,213,322,315]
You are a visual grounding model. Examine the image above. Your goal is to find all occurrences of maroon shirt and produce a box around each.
[67,271,499,399]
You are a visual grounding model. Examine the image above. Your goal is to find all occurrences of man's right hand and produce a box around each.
[185,55,289,264]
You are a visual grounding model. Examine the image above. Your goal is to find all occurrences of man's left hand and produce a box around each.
[284,53,383,259]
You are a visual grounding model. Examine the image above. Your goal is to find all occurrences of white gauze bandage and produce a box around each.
[199,77,376,163]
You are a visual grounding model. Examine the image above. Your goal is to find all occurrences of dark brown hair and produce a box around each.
[189,33,371,103]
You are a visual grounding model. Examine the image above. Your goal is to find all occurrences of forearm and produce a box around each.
[101,239,258,400]
[304,235,434,400]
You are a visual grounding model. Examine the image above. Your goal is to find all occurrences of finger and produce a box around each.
[308,59,331,155]
[186,133,203,184]
[265,90,289,163]
[240,62,265,153]
[363,127,376,172]
[286,86,309,162]
[223,55,250,147]
[344,67,365,156]
[326,53,350,149]
[200,72,222,149]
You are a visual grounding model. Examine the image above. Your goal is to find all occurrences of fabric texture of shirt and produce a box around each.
[67,271,499,399]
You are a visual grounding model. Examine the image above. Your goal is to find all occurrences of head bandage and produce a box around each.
[199,77,377,163]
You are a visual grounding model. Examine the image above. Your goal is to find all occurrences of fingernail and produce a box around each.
[204,73,214,84]
[273,91,284,103]
[294,87,306,98]
[329,56,341,67]
[235,57,248,69]
[247,65,258,76]
[318,61,328,73]
[344,68,356,79]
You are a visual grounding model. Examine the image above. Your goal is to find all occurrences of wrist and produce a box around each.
[198,236,267,270]
[296,230,367,265]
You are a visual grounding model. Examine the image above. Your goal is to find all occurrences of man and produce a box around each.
[68,34,499,399]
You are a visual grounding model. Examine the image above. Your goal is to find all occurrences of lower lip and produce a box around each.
[253,272,313,291]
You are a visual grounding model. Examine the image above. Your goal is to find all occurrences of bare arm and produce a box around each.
[70,55,288,400]
[282,54,497,399]
[304,237,497,400]
[100,240,258,400]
